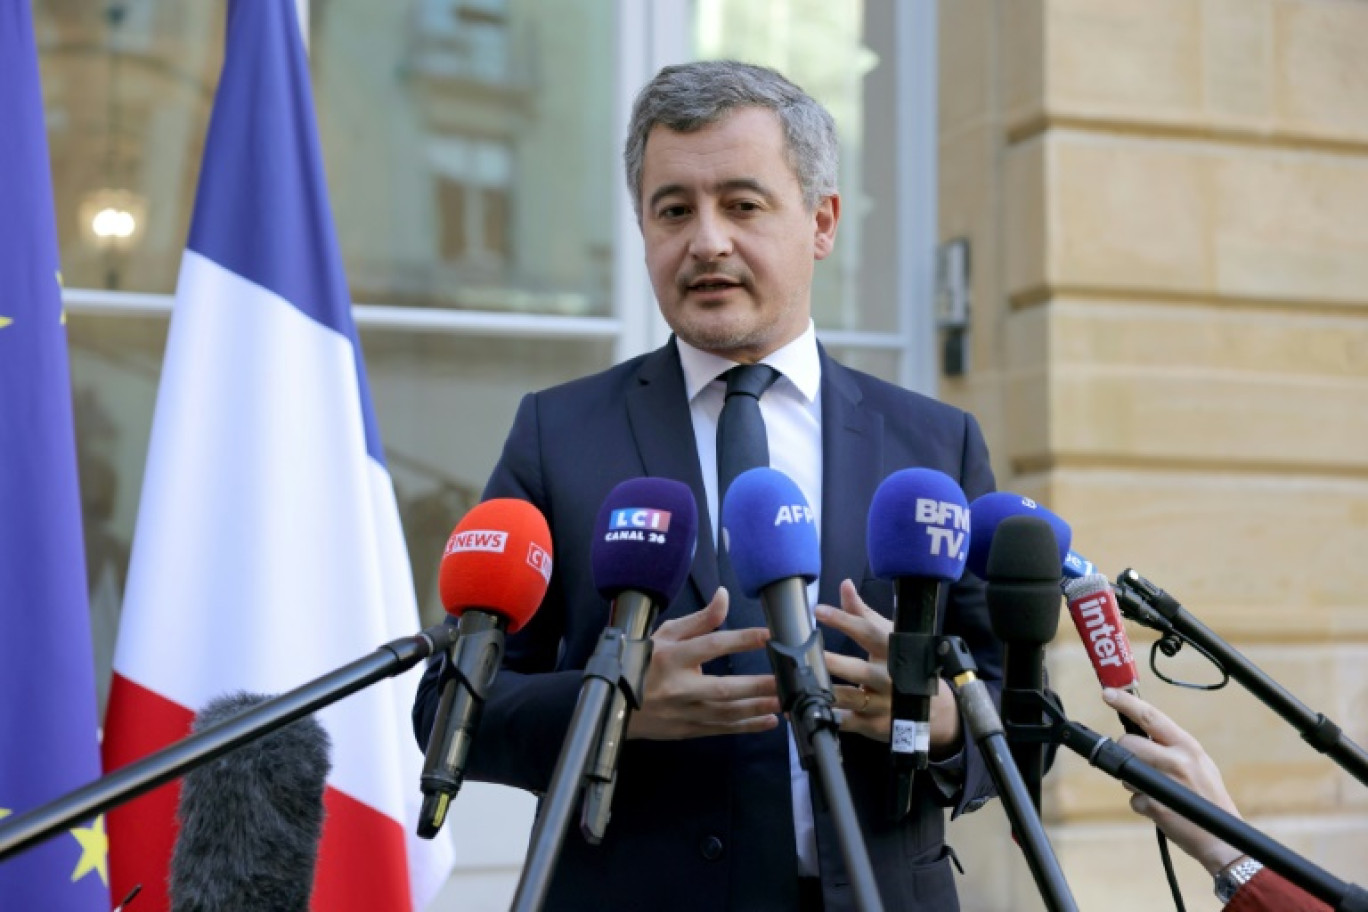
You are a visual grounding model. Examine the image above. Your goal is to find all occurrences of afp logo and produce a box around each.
[773,503,815,526]
[914,498,968,559]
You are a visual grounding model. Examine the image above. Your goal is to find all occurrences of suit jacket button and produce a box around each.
[699,835,724,861]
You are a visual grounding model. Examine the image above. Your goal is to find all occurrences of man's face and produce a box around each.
[639,107,839,363]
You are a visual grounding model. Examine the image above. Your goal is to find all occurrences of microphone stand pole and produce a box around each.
[512,603,653,912]
[1114,569,1368,789]
[766,608,886,912]
[1032,692,1368,912]
[0,625,458,863]
[935,637,1078,912]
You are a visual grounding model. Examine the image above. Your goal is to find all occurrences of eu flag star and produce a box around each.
[0,316,12,330]
[0,807,10,819]
[69,814,108,885]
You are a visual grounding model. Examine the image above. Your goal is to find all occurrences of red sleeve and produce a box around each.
[1225,868,1331,912]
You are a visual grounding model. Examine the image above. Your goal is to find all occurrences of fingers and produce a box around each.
[696,673,778,703]
[815,580,892,661]
[1103,688,1197,752]
[823,651,889,691]
[703,695,782,723]
[655,589,729,642]
[688,713,781,736]
[671,626,771,668]
[832,683,874,715]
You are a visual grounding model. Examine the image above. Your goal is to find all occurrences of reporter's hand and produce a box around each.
[1104,688,1245,875]
[816,579,962,756]
[626,587,780,740]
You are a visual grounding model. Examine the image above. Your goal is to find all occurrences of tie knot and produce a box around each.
[723,363,779,401]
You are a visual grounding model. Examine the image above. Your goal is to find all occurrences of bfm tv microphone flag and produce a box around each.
[0,4,111,909]
[102,2,454,909]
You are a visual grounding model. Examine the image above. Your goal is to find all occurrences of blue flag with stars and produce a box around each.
[0,3,112,909]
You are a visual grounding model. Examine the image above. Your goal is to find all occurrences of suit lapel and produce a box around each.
[818,347,884,617]
[626,339,718,615]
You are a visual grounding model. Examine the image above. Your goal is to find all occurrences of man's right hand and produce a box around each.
[626,587,781,740]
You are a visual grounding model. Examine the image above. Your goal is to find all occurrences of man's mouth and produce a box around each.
[687,276,743,292]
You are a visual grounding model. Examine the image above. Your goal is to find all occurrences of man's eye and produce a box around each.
[658,205,689,220]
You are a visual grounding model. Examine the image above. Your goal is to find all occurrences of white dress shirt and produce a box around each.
[675,321,824,876]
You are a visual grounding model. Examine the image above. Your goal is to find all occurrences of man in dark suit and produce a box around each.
[414,60,1002,911]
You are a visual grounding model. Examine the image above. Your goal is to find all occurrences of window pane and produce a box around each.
[361,332,614,624]
[312,0,619,315]
[37,3,223,294]
[67,311,614,709]
[820,344,899,384]
[696,0,901,334]
[67,312,166,718]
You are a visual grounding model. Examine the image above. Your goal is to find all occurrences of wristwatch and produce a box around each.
[1214,856,1264,903]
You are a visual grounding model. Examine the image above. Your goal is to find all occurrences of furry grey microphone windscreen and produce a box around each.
[168,692,332,912]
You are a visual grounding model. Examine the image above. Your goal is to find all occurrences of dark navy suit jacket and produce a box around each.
[414,339,1003,911]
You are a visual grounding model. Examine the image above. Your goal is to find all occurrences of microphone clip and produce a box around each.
[888,631,939,770]
[581,629,654,711]
[766,630,838,770]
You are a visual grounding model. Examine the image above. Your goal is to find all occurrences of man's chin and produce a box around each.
[674,323,766,357]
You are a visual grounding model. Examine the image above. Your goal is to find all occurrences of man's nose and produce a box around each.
[688,210,733,261]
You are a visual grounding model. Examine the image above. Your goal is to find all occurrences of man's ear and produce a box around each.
[813,193,840,260]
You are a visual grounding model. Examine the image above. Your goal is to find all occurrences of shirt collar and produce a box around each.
[676,321,822,404]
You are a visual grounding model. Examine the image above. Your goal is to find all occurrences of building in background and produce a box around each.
[31,0,1367,909]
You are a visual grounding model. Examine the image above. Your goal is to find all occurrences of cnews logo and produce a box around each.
[446,530,508,554]
[609,508,672,532]
[527,542,552,583]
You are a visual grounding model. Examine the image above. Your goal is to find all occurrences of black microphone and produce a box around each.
[866,468,971,819]
[984,515,1064,813]
[580,477,698,843]
[168,692,331,912]
[418,498,552,838]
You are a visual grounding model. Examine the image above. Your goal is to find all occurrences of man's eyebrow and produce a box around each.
[646,178,777,213]
[647,183,686,212]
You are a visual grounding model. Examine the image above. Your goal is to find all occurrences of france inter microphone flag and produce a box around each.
[0,4,110,909]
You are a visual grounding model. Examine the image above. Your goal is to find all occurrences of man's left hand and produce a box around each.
[816,579,963,757]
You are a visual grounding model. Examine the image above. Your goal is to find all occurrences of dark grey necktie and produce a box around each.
[716,364,780,507]
[715,363,780,655]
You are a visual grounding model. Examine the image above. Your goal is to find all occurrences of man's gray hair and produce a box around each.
[624,60,839,218]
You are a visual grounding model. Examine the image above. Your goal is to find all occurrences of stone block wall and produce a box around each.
[940,2,1368,908]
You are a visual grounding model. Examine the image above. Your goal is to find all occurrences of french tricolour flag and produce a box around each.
[102,2,453,909]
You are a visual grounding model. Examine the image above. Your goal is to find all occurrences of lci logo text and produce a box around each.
[446,530,508,554]
[608,508,672,532]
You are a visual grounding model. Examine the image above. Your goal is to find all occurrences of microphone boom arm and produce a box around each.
[1114,569,1368,790]
[0,624,459,864]
[994,685,1368,911]
[935,637,1078,912]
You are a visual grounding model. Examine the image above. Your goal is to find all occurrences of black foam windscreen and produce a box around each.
[169,692,332,912]
[985,515,1064,645]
